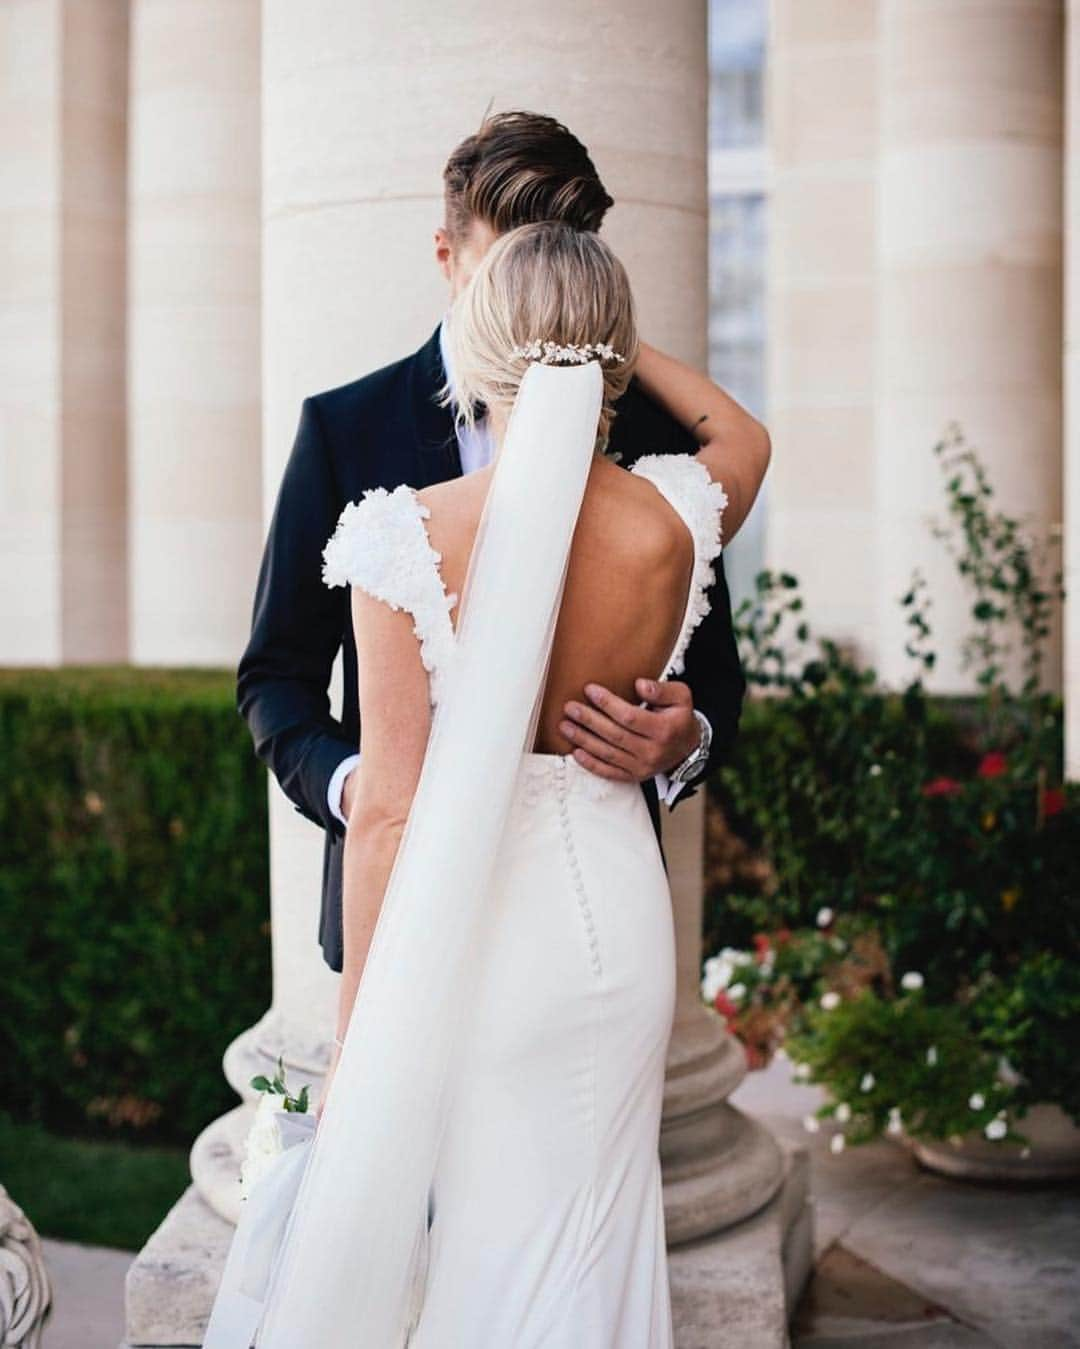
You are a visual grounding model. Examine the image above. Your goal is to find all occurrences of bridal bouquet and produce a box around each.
[203,1059,317,1347]
[239,1057,313,1200]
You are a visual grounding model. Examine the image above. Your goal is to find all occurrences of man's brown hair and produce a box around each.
[443,111,614,242]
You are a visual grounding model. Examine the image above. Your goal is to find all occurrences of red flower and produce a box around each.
[713,992,739,1022]
[923,776,963,798]
[1043,787,1066,818]
[753,933,771,963]
[977,751,1008,779]
[775,928,793,947]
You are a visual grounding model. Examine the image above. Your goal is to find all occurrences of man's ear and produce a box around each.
[434,227,453,283]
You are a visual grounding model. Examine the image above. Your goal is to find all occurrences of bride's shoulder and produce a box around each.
[414,468,491,566]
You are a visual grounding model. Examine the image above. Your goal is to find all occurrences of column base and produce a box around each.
[661,1003,785,1243]
[122,1142,809,1348]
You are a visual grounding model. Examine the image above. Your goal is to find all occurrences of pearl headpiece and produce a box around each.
[510,340,626,367]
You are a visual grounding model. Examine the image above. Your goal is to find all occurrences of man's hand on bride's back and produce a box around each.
[560,680,700,783]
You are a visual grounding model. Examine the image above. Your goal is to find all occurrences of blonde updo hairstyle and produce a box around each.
[441,221,639,454]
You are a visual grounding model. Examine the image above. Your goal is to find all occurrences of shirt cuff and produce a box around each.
[654,771,687,809]
[327,753,361,827]
[655,710,714,810]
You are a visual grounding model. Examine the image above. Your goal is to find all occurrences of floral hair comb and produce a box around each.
[510,340,626,366]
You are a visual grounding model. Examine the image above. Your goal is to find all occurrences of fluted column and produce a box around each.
[127,0,262,666]
[194,0,781,1245]
[0,0,128,664]
[1067,0,1080,779]
[765,1,881,656]
[876,0,1064,691]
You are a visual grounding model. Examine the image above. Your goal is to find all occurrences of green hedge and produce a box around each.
[0,669,271,1146]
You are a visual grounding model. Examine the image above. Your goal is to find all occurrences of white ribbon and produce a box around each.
[202,1111,316,1349]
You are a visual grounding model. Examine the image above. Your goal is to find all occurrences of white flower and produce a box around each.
[802,1114,821,1134]
[820,991,841,1011]
[984,1118,1008,1141]
[901,971,925,992]
[968,1092,986,1111]
[869,763,883,777]
[860,1072,875,1093]
[239,1093,285,1201]
[816,907,834,928]
[926,1045,938,1067]
[886,1107,903,1135]
[830,1133,846,1155]
[701,948,754,1002]
[727,982,747,1002]
[835,1102,852,1123]
[792,1062,811,1082]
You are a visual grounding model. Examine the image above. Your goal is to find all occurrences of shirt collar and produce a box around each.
[437,316,456,406]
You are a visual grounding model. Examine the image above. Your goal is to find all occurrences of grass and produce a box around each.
[0,1113,190,1251]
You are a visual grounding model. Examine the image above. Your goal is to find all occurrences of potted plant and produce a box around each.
[703,427,1079,1179]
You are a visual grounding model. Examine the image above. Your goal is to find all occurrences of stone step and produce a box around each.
[123,1142,810,1347]
[670,1143,811,1349]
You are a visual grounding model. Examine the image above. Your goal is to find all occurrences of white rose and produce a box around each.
[793,1062,811,1082]
[886,1107,903,1135]
[869,764,883,777]
[701,948,753,1002]
[835,1102,851,1123]
[900,971,924,992]
[926,1045,938,1067]
[820,991,841,1011]
[727,983,747,1002]
[860,1072,875,1093]
[239,1093,285,1201]
[984,1118,1008,1141]
[816,907,834,928]
[830,1133,846,1154]
[968,1092,985,1111]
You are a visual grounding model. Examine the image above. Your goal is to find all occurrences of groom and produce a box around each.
[237,111,749,974]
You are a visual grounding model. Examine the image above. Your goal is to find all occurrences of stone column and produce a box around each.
[1067,0,1080,780]
[127,0,262,667]
[250,0,781,1247]
[127,4,792,1341]
[0,0,128,665]
[765,1,881,657]
[875,0,1064,691]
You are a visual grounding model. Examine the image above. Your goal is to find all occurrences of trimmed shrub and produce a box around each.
[0,668,271,1145]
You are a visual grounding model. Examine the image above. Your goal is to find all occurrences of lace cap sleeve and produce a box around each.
[630,454,728,678]
[322,485,457,703]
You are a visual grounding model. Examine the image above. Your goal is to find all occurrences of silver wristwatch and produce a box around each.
[669,709,713,789]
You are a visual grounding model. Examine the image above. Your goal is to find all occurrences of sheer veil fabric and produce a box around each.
[255,361,605,1346]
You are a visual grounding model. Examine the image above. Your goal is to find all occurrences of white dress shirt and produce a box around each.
[327,320,705,825]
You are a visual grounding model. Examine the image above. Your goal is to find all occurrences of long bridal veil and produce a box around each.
[254,358,604,1346]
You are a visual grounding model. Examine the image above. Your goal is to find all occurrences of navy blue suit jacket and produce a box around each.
[237,326,746,971]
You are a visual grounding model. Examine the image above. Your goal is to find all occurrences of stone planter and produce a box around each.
[909,1103,1080,1182]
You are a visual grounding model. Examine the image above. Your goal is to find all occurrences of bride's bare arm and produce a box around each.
[632,342,771,539]
[321,587,432,1109]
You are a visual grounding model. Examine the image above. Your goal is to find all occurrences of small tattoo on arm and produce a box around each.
[692,413,709,431]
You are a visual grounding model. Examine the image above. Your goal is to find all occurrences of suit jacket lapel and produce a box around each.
[411,323,463,487]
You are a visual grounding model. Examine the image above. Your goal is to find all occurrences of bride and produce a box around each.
[244,222,769,1347]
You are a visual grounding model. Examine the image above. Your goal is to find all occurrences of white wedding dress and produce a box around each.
[313,452,726,1348]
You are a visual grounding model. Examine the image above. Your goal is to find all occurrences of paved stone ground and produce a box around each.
[31,1058,1080,1348]
[39,1238,130,1349]
[732,1059,1080,1348]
